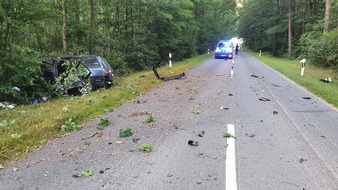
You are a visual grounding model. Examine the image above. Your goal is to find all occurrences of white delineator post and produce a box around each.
[230,60,234,78]
[169,53,172,68]
[208,49,210,54]
[230,67,234,78]
[259,50,262,57]
[300,58,306,76]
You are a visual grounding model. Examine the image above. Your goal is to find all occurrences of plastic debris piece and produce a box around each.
[320,78,333,83]
[299,158,307,163]
[132,138,140,143]
[188,140,198,146]
[259,97,271,101]
[245,133,256,138]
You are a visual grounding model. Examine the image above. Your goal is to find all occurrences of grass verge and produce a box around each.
[247,51,338,108]
[0,54,212,165]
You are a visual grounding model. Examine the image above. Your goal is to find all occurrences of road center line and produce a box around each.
[226,124,237,190]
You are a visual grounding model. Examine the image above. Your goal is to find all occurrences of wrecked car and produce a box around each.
[40,55,114,95]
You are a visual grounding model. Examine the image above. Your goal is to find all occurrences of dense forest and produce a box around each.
[0,0,337,104]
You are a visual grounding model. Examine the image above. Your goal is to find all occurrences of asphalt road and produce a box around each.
[0,51,337,190]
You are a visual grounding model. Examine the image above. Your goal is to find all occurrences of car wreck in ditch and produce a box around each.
[40,55,114,96]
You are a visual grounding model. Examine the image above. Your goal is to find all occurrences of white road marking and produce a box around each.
[226,124,237,190]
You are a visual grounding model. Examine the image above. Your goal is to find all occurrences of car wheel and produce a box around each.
[78,80,93,94]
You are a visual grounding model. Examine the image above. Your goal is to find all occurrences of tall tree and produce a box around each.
[324,0,330,33]
[89,0,95,54]
[56,0,67,54]
[288,0,295,58]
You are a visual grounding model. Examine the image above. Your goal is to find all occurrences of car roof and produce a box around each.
[57,55,97,59]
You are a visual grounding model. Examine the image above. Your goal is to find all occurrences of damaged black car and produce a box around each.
[40,55,114,96]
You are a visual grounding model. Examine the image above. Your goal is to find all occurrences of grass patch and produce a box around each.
[247,51,338,108]
[0,54,211,165]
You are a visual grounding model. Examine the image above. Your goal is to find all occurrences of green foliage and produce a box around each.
[98,118,110,129]
[144,115,155,123]
[60,118,81,132]
[0,45,52,103]
[0,0,238,104]
[223,133,236,139]
[79,169,93,177]
[0,119,15,128]
[193,108,200,114]
[10,134,22,139]
[238,0,335,58]
[55,60,90,96]
[119,128,133,138]
[139,144,152,152]
[307,30,338,67]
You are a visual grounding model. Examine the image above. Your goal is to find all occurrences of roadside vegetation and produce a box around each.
[248,51,338,108]
[0,54,211,165]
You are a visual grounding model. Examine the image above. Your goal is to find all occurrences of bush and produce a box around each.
[0,45,53,104]
[300,30,338,67]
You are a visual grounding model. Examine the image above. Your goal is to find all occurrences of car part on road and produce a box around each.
[152,66,186,81]
[259,97,271,101]
[188,140,198,146]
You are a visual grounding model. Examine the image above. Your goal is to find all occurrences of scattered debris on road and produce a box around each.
[273,111,279,115]
[119,128,133,138]
[259,97,271,101]
[81,132,98,140]
[98,118,110,130]
[73,169,93,178]
[188,140,198,146]
[220,106,229,110]
[152,66,186,81]
[130,110,151,117]
[193,108,200,114]
[136,100,147,104]
[299,158,307,163]
[132,138,140,143]
[302,97,312,100]
[139,144,152,152]
[196,130,205,137]
[223,133,237,139]
[245,133,256,138]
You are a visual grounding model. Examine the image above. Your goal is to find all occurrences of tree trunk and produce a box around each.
[324,0,330,33]
[89,0,95,54]
[60,1,67,54]
[288,0,293,58]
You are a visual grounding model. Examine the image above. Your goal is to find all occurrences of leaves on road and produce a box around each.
[223,133,237,139]
[139,144,152,152]
[119,128,133,138]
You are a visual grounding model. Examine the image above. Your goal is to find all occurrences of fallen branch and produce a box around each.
[152,66,186,81]
[81,132,98,140]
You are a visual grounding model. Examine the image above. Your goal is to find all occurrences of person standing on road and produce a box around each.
[235,44,239,55]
